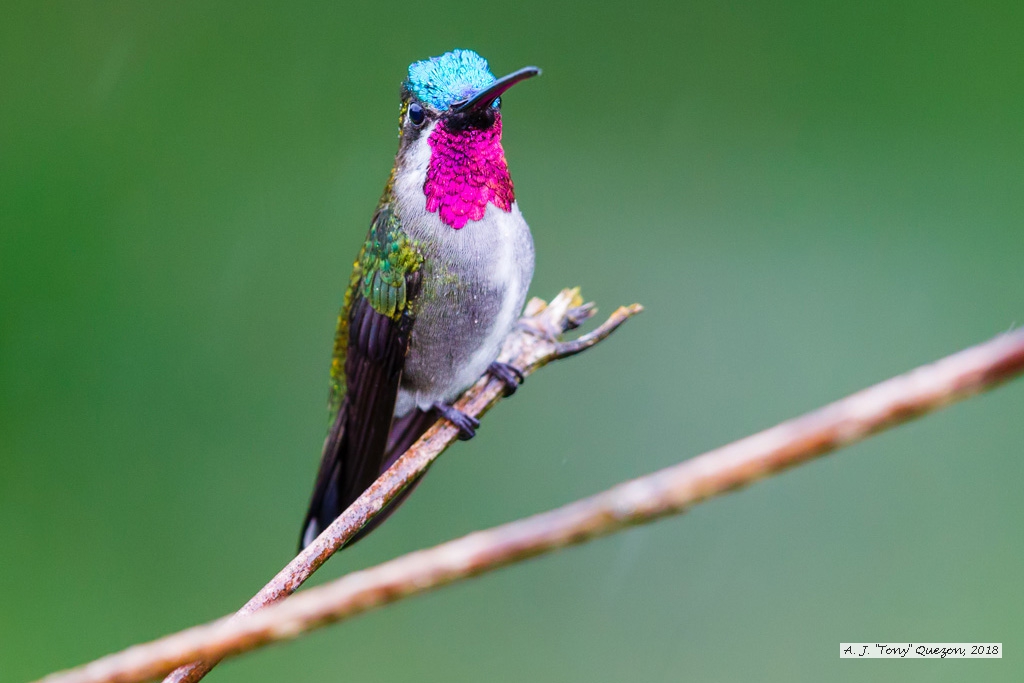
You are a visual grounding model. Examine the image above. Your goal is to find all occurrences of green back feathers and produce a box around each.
[359,209,421,319]
[327,205,422,419]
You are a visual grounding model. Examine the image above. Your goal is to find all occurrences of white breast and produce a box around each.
[447,202,529,394]
[390,125,535,416]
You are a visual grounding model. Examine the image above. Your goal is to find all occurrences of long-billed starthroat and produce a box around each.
[300,49,540,550]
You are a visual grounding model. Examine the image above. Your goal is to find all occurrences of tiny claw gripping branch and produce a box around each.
[487,362,526,397]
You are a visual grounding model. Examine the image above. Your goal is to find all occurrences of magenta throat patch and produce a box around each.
[423,116,515,229]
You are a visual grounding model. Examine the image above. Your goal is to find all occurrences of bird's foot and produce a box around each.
[434,403,480,440]
[488,361,525,397]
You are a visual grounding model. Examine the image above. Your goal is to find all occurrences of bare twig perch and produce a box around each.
[39,314,1024,683]
[158,288,639,683]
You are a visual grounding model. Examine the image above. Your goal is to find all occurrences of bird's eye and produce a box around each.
[408,103,425,127]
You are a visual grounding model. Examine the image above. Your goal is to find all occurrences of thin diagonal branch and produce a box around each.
[150,289,639,683]
[37,323,1024,683]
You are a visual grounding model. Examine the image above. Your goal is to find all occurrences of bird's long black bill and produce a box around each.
[452,66,541,113]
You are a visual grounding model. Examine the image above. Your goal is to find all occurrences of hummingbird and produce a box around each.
[300,50,540,550]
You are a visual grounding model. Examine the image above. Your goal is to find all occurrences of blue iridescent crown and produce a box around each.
[406,49,497,111]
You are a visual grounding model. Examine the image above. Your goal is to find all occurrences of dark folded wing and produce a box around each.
[300,206,422,550]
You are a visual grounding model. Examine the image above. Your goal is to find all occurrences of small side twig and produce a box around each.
[37,322,1024,683]
[155,289,639,683]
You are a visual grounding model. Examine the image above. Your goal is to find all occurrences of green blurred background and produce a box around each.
[2,2,1022,681]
